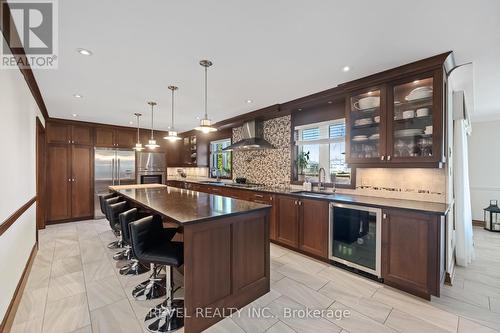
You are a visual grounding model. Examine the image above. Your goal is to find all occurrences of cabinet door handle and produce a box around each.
[254,194,263,198]
[299,201,302,206]
[68,140,71,144]
[270,196,273,201]
[383,213,387,219]
[380,155,385,161]
[68,178,71,182]
[387,155,391,161]
[294,200,297,205]
[72,178,76,182]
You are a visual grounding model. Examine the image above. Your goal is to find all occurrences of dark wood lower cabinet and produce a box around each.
[299,198,329,258]
[381,209,442,300]
[276,196,299,247]
[47,144,71,221]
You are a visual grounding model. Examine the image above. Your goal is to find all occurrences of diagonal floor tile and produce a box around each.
[42,292,90,333]
[86,275,126,310]
[91,298,143,333]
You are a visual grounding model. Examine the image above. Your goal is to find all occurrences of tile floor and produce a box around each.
[10,221,500,333]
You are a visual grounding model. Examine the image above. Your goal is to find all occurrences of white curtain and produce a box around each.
[454,119,474,266]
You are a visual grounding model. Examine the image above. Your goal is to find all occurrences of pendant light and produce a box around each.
[145,101,160,149]
[194,60,217,133]
[164,85,181,142]
[132,112,144,151]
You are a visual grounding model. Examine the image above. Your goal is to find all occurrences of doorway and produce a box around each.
[36,117,46,230]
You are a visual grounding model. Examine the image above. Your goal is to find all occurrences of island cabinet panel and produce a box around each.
[299,198,329,258]
[70,146,93,218]
[276,195,299,247]
[381,209,441,299]
[46,144,72,221]
[183,209,270,332]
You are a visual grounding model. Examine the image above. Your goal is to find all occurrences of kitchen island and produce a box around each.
[110,185,271,333]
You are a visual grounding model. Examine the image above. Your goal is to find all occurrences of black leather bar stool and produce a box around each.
[106,200,130,260]
[101,196,125,249]
[118,208,150,275]
[130,215,184,332]
[98,193,116,216]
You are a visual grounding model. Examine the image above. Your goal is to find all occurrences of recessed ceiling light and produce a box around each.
[196,116,200,120]
[413,80,420,84]
[327,101,333,104]
[73,94,83,98]
[342,66,350,72]
[77,48,92,56]
[72,113,77,117]
[298,108,302,111]
[246,99,253,104]
[367,91,373,95]
[129,121,134,125]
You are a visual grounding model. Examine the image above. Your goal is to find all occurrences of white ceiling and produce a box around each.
[33,0,500,130]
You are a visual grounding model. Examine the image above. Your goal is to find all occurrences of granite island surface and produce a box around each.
[109,185,271,333]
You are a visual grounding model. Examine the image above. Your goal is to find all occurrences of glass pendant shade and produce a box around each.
[195,118,217,133]
[146,139,159,149]
[195,60,217,133]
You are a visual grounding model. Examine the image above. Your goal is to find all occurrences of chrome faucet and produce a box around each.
[212,168,221,182]
[318,167,326,191]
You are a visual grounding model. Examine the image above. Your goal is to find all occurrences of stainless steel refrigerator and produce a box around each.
[94,148,136,218]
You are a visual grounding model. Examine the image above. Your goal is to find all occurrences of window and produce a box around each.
[295,119,352,186]
[209,138,232,178]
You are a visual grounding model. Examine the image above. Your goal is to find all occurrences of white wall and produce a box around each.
[468,120,500,221]
[0,52,42,318]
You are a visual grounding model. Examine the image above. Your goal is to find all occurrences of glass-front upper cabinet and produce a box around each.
[346,86,386,164]
[387,71,442,163]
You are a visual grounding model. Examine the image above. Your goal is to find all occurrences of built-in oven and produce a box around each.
[139,173,165,184]
[329,202,382,277]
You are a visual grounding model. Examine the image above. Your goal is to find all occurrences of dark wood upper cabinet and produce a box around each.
[95,127,116,147]
[299,198,329,258]
[344,53,451,168]
[47,122,70,144]
[345,85,388,165]
[381,208,442,299]
[46,144,72,221]
[386,70,444,164]
[71,125,93,146]
[70,146,93,218]
[115,129,136,148]
[276,195,299,247]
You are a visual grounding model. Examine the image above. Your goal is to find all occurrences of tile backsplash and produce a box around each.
[337,168,446,203]
[232,115,291,186]
[166,167,208,178]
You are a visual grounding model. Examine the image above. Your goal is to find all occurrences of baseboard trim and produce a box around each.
[444,263,455,286]
[472,219,485,227]
[46,215,94,225]
[0,242,38,333]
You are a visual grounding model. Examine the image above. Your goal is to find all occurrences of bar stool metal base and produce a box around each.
[113,247,132,261]
[145,299,184,333]
[107,240,124,249]
[132,276,166,300]
[119,260,150,276]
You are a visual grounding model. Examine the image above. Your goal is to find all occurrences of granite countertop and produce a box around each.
[168,178,449,215]
[112,186,271,225]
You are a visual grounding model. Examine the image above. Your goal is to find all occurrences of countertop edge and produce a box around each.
[168,179,449,215]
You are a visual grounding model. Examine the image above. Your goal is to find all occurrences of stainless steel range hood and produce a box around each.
[223,120,275,151]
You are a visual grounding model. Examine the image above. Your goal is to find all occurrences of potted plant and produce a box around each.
[297,151,310,182]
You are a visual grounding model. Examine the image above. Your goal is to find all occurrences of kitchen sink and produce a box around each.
[199,181,225,185]
[292,190,333,197]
